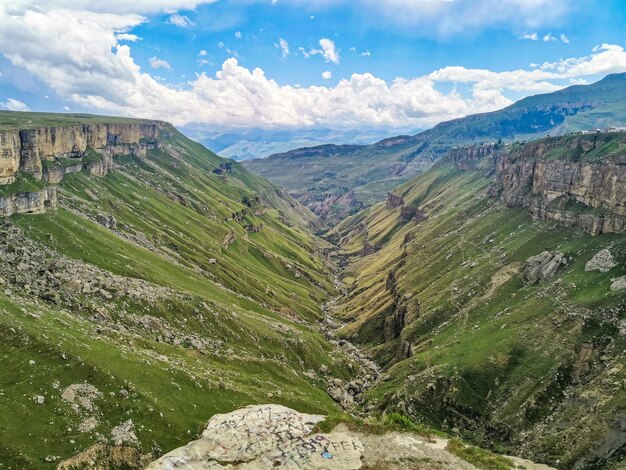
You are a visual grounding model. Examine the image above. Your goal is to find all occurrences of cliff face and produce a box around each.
[489,134,626,234]
[0,122,166,182]
[0,187,57,216]
[0,121,168,216]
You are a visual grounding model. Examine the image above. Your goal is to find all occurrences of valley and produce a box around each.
[0,109,623,470]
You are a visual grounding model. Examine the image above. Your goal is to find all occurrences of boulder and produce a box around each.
[585,249,617,272]
[524,251,567,282]
[610,276,626,291]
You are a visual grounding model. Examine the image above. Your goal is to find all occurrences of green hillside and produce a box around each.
[0,119,357,467]
[329,144,626,468]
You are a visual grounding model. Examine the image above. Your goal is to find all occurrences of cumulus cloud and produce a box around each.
[321,70,332,80]
[167,13,194,28]
[522,32,538,41]
[149,56,172,70]
[0,98,30,111]
[0,3,625,132]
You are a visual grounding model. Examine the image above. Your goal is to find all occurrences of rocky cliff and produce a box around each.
[0,187,57,216]
[488,133,626,234]
[0,120,170,216]
[0,122,167,182]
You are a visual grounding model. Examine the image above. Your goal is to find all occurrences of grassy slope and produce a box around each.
[0,110,154,130]
[0,125,353,468]
[331,164,626,468]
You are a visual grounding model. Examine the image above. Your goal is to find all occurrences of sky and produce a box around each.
[0,0,626,134]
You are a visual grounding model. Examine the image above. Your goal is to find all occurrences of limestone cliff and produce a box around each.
[0,120,170,216]
[489,133,626,234]
[0,187,57,216]
[0,122,168,182]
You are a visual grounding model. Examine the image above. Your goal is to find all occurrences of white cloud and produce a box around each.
[198,49,207,56]
[0,98,30,111]
[167,13,194,28]
[6,1,218,15]
[308,38,340,64]
[321,70,332,80]
[522,32,538,41]
[560,33,570,44]
[149,56,172,70]
[116,33,140,41]
[0,4,625,132]
[235,31,242,39]
[277,38,289,57]
[361,50,371,57]
[543,33,556,42]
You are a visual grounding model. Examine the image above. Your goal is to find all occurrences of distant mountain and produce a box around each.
[180,126,402,161]
[246,73,626,224]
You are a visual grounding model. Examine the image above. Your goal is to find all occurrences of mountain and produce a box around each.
[0,109,554,470]
[181,125,400,161]
[0,110,354,466]
[328,132,626,468]
[246,73,626,224]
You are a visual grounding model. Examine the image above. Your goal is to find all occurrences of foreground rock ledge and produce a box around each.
[145,404,552,469]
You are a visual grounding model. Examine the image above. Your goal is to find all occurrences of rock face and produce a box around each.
[0,120,169,217]
[445,143,498,170]
[295,190,364,222]
[585,249,618,272]
[386,192,405,209]
[146,404,499,470]
[0,187,57,216]
[524,251,567,282]
[489,134,626,234]
[0,122,167,181]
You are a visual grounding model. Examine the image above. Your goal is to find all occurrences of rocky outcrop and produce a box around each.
[400,205,428,223]
[0,121,168,182]
[488,134,626,234]
[146,404,495,470]
[0,187,56,216]
[585,249,618,272]
[445,143,498,170]
[386,192,405,209]
[296,190,364,222]
[523,251,567,283]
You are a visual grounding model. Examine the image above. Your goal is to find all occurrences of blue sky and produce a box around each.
[1,0,626,133]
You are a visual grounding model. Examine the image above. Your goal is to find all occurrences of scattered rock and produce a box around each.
[610,276,626,291]
[34,395,45,405]
[111,419,139,446]
[524,251,567,282]
[61,383,102,413]
[585,249,617,272]
[79,416,99,433]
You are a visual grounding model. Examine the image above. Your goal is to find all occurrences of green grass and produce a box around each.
[447,440,512,470]
[332,163,626,468]
[0,121,350,468]
[0,110,154,130]
[0,173,47,196]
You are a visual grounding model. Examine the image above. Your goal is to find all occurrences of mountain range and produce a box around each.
[245,73,626,224]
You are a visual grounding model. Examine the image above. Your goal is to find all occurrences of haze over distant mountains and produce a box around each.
[182,126,406,161]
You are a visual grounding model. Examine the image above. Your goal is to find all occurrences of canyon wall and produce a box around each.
[490,134,626,234]
[0,120,169,216]
[443,134,626,234]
